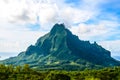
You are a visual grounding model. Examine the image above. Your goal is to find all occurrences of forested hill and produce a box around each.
[0,64,120,80]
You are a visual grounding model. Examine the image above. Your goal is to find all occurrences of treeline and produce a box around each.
[0,64,46,80]
[0,64,120,80]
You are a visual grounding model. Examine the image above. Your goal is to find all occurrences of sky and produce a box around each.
[0,0,120,60]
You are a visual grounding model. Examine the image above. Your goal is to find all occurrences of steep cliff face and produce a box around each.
[1,23,120,70]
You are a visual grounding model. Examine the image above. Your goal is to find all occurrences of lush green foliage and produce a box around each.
[0,64,120,80]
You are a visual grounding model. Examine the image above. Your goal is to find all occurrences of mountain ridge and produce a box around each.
[0,23,120,70]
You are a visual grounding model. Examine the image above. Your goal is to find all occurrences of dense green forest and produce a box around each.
[0,64,120,80]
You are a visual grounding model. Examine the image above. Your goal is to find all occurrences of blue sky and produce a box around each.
[0,0,120,60]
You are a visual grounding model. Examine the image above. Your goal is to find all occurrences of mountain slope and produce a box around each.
[1,23,120,70]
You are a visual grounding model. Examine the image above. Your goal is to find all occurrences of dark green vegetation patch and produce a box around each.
[0,64,120,80]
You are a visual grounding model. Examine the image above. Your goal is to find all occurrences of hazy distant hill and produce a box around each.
[0,52,17,60]
[1,23,120,70]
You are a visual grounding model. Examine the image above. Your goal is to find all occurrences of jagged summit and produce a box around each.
[0,23,120,70]
[52,23,66,30]
[50,23,66,35]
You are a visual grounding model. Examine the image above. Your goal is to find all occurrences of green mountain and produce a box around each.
[1,23,120,70]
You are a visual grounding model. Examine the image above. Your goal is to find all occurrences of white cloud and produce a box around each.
[0,0,100,28]
[0,27,46,52]
[99,40,120,57]
[0,0,120,59]
[70,20,120,41]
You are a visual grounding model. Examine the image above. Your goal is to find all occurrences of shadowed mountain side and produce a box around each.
[0,23,120,70]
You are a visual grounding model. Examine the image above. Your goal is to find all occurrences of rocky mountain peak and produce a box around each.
[1,23,120,70]
[50,23,66,35]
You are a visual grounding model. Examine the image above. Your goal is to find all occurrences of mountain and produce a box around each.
[0,23,120,70]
